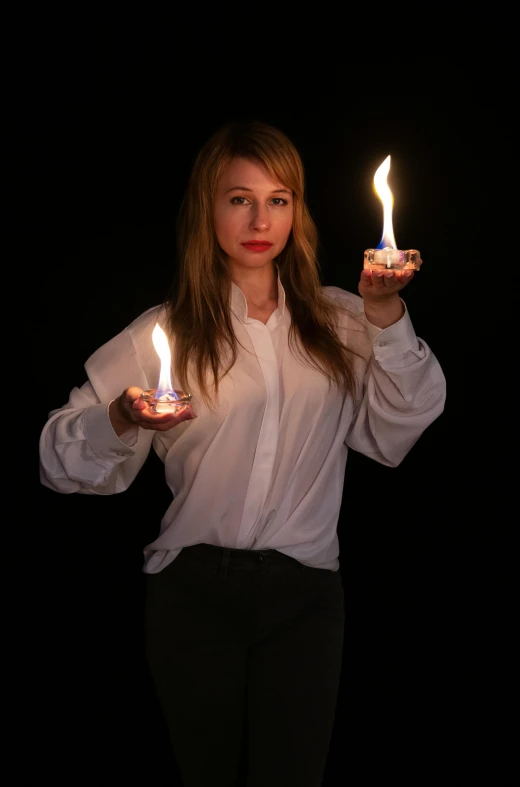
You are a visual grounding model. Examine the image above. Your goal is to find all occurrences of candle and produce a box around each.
[140,323,192,413]
[364,155,422,272]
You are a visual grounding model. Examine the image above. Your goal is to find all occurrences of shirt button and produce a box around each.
[116,452,125,457]
[378,341,388,347]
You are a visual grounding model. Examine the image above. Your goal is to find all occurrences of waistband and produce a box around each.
[180,542,306,576]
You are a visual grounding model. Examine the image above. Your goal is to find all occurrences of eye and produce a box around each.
[271,198,288,206]
[230,196,249,205]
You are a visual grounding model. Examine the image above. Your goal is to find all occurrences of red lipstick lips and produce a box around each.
[241,241,273,252]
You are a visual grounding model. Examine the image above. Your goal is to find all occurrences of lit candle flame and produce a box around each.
[373,155,397,250]
[152,323,178,400]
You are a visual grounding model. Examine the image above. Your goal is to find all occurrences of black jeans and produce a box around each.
[145,543,345,787]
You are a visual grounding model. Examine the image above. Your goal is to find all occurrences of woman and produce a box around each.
[39,120,446,787]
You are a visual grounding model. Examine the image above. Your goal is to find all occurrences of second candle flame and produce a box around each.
[373,155,397,251]
[152,323,178,400]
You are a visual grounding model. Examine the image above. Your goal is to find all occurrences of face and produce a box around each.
[213,157,294,275]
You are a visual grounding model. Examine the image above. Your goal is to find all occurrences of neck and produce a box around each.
[229,263,278,306]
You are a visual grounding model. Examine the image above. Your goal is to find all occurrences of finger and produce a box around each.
[139,414,179,430]
[383,271,397,287]
[172,405,197,421]
[132,396,147,411]
[393,270,414,283]
[125,385,145,402]
[141,404,196,424]
[144,406,198,431]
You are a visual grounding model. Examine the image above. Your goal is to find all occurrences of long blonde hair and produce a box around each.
[165,119,361,409]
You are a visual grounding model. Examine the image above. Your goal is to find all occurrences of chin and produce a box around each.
[234,253,276,268]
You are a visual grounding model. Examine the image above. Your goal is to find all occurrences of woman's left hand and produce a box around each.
[358,268,414,302]
[358,268,415,329]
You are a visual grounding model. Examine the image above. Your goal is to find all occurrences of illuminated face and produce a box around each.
[213,157,294,274]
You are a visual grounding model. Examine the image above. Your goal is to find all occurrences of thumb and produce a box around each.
[132,396,147,411]
[121,386,145,410]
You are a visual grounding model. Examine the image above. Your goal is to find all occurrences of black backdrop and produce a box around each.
[23,33,505,786]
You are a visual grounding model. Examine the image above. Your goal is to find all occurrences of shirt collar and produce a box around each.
[230,266,286,324]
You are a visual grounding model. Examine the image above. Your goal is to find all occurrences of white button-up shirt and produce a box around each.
[39,274,446,573]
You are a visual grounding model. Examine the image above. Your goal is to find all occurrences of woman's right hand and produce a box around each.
[109,386,197,436]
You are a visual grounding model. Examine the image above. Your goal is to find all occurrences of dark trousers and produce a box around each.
[145,543,345,787]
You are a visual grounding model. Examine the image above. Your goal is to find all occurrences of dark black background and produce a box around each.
[21,27,506,786]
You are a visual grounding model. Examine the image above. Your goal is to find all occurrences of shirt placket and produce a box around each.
[237,320,280,547]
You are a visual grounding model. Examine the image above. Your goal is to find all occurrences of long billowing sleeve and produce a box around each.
[39,306,161,495]
[324,286,446,468]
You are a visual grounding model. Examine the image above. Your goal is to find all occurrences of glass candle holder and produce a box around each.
[140,389,192,413]
[364,247,422,272]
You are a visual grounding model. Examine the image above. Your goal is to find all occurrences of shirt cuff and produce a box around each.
[83,402,139,460]
[364,301,419,361]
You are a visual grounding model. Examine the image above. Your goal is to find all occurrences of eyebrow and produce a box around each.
[224,186,292,195]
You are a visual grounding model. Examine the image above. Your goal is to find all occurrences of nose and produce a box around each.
[249,203,270,232]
